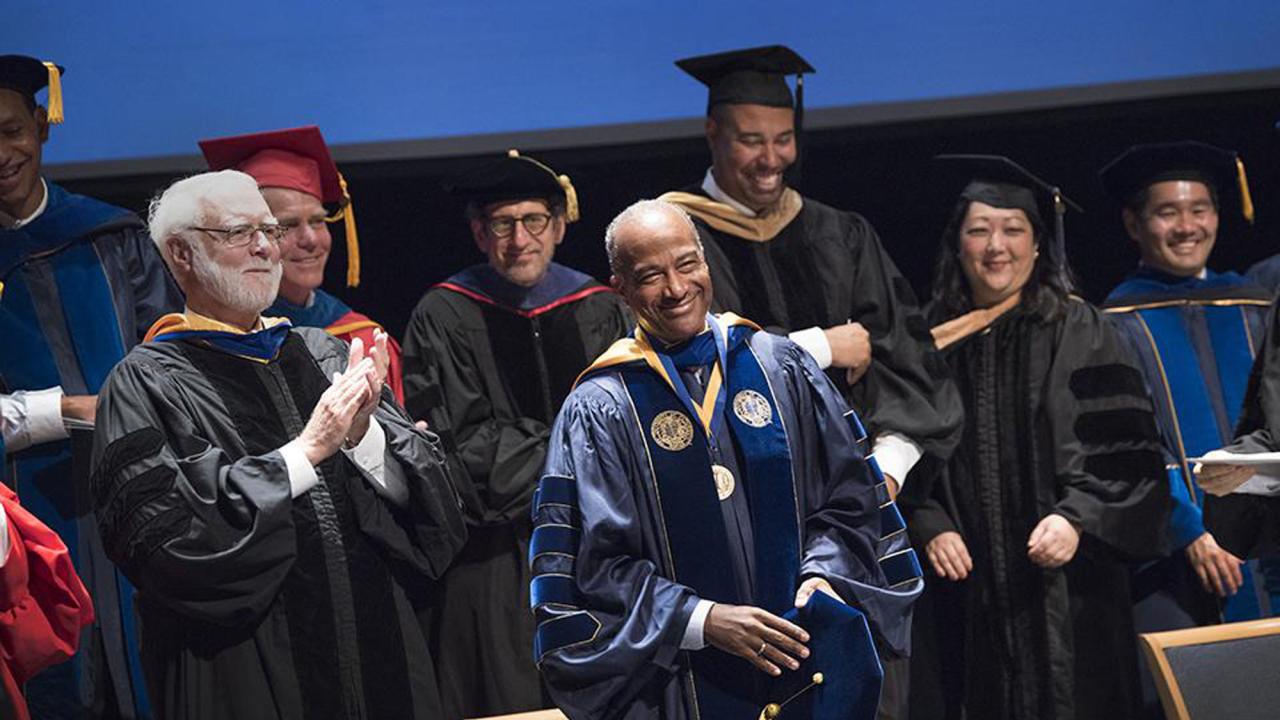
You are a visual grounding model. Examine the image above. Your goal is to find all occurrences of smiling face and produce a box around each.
[168,184,282,329]
[957,201,1038,308]
[610,205,712,344]
[0,89,48,220]
[261,186,331,304]
[471,198,565,287]
[707,103,796,212]
[1124,179,1219,277]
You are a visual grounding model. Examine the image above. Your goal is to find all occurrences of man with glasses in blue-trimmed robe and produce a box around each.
[530,199,919,720]
[1100,141,1279,715]
[0,55,180,718]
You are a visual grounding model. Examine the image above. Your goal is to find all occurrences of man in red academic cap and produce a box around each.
[200,126,405,403]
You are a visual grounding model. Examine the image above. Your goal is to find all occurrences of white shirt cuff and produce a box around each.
[789,327,833,370]
[342,420,407,505]
[681,599,714,650]
[279,439,319,498]
[871,432,923,488]
[3,388,69,453]
[0,506,9,568]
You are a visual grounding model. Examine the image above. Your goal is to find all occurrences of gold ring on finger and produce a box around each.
[755,641,768,657]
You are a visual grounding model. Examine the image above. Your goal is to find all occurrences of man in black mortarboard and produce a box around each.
[0,54,181,718]
[1099,141,1280,716]
[401,150,631,718]
[660,47,962,719]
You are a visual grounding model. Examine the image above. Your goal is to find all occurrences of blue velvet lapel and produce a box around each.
[621,321,800,718]
[267,289,351,329]
[444,262,593,311]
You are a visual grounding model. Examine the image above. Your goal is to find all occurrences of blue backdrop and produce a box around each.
[11,0,1280,165]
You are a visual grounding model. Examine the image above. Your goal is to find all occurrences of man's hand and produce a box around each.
[1196,462,1255,497]
[61,394,97,424]
[794,576,844,608]
[704,603,810,677]
[883,474,900,501]
[1185,532,1244,597]
[926,531,972,581]
[298,358,374,465]
[1027,513,1079,568]
[345,333,390,445]
[823,322,871,384]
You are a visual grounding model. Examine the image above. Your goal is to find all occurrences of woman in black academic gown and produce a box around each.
[902,156,1172,720]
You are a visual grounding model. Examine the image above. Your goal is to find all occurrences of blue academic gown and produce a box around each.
[0,182,180,718]
[1103,265,1275,625]
[531,315,921,720]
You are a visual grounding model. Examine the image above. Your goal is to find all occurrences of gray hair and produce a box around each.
[604,198,701,275]
[147,170,261,264]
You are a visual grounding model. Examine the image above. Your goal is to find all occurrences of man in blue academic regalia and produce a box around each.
[0,54,180,718]
[1100,141,1278,712]
[531,199,920,720]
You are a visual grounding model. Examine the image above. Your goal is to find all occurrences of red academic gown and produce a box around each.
[0,483,95,720]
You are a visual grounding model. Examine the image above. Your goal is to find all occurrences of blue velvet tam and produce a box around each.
[767,590,883,720]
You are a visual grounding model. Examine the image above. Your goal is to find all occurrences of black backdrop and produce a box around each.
[61,86,1280,339]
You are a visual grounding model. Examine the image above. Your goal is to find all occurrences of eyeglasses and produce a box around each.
[190,224,287,248]
[486,212,554,239]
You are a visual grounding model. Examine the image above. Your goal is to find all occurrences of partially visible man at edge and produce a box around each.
[199,125,406,404]
[659,45,961,717]
[532,199,920,719]
[90,170,466,719]
[402,150,630,718]
[1099,141,1279,716]
[0,55,180,718]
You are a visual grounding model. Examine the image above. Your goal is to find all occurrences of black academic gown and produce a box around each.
[906,299,1171,720]
[90,327,467,720]
[1214,301,1280,558]
[678,189,963,472]
[401,263,631,717]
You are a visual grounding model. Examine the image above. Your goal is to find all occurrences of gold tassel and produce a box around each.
[508,148,580,223]
[1236,156,1255,224]
[325,173,360,287]
[42,62,64,124]
[559,174,580,223]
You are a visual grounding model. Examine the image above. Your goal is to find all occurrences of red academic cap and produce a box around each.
[199,125,343,204]
[198,126,362,286]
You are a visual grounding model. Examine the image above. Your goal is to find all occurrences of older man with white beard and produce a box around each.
[88,170,467,720]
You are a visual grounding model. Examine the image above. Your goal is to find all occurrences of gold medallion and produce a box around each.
[651,410,694,452]
[712,464,736,501]
[733,389,773,428]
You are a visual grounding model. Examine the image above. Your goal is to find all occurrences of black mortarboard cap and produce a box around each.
[934,154,1082,268]
[0,55,64,123]
[1099,141,1253,223]
[445,149,579,222]
[676,45,814,113]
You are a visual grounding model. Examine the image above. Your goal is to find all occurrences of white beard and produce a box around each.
[190,241,282,316]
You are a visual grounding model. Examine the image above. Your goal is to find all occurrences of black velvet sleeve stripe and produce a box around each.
[91,426,166,509]
[118,504,193,577]
[1083,448,1165,485]
[1069,363,1150,401]
[1074,408,1162,446]
[96,464,177,553]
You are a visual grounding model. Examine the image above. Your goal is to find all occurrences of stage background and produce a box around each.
[12,1,1280,333]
